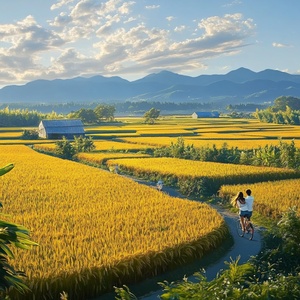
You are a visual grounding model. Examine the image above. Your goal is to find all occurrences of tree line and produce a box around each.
[255,96,300,125]
[0,104,116,127]
[0,101,225,115]
[154,137,300,170]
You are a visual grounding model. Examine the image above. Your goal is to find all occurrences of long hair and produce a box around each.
[231,191,245,207]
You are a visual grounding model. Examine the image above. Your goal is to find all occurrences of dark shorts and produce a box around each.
[246,211,252,219]
[240,210,249,217]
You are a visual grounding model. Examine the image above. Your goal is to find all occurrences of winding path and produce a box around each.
[123,176,262,300]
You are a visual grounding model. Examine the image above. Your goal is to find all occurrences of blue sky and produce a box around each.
[0,0,299,87]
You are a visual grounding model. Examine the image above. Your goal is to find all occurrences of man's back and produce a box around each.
[246,195,254,211]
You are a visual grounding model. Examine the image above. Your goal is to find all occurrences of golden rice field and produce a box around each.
[77,152,150,166]
[33,140,155,153]
[185,138,300,149]
[0,139,56,145]
[121,137,178,147]
[121,136,300,150]
[0,145,227,299]
[0,131,22,138]
[93,140,154,151]
[106,157,299,180]
[1,117,300,151]
[219,179,300,219]
[87,132,141,138]
[34,143,56,152]
[106,157,300,196]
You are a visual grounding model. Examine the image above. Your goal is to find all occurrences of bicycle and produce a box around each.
[236,215,254,240]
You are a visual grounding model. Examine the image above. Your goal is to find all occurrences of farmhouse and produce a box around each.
[192,111,220,119]
[38,119,85,139]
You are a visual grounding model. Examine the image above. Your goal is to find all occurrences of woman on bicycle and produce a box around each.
[234,191,248,231]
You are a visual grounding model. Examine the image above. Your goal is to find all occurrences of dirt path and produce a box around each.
[121,176,262,300]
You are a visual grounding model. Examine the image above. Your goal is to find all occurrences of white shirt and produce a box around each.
[245,195,254,211]
[237,199,248,211]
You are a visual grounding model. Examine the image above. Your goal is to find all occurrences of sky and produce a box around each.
[0,0,299,88]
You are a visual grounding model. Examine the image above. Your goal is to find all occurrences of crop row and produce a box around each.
[121,136,300,150]
[34,140,154,153]
[77,152,150,167]
[106,157,300,196]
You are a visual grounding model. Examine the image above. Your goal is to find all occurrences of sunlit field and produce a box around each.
[219,178,300,219]
[93,140,154,151]
[0,145,227,299]
[0,131,22,138]
[87,117,300,150]
[34,140,155,153]
[0,139,56,145]
[0,116,300,298]
[77,152,150,166]
[106,157,300,196]
[1,117,300,150]
[121,136,300,149]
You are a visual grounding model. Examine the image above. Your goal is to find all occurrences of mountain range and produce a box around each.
[1,67,300,104]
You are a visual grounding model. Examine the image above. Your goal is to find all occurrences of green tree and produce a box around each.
[94,105,116,121]
[21,129,39,140]
[276,207,300,258]
[73,136,95,153]
[273,96,300,112]
[55,137,76,159]
[143,107,160,124]
[69,108,98,124]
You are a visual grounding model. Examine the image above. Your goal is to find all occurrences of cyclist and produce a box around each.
[234,191,248,231]
[156,180,163,191]
[245,189,254,220]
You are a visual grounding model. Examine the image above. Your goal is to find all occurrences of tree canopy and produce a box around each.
[143,107,160,124]
[94,104,116,121]
[273,96,300,112]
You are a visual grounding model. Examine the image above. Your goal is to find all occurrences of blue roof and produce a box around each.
[193,111,220,117]
[39,119,85,134]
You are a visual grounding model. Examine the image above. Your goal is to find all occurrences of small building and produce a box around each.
[192,111,220,119]
[38,119,85,139]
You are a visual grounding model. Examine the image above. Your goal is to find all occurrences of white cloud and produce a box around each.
[166,16,175,22]
[96,14,121,35]
[49,13,73,28]
[0,15,64,56]
[51,0,75,10]
[223,0,242,7]
[0,15,65,83]
[174,25,186,32]
[272,42,290,48]
[198,14,255,37]
[145,5,160,10]
[119,1,135,14]
[0,5,256,86]
[124,17,136,24]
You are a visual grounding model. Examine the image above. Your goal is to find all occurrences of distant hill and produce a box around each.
[1,68,300,104]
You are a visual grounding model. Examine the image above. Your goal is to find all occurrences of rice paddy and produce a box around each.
[0,115,299,299]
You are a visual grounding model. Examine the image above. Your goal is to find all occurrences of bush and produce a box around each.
[21,129,39,140]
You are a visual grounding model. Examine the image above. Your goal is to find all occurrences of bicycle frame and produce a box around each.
[236,216,254,240]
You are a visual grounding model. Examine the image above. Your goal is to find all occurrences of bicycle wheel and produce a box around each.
[236,219,244,237]
[247,222,254,240]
